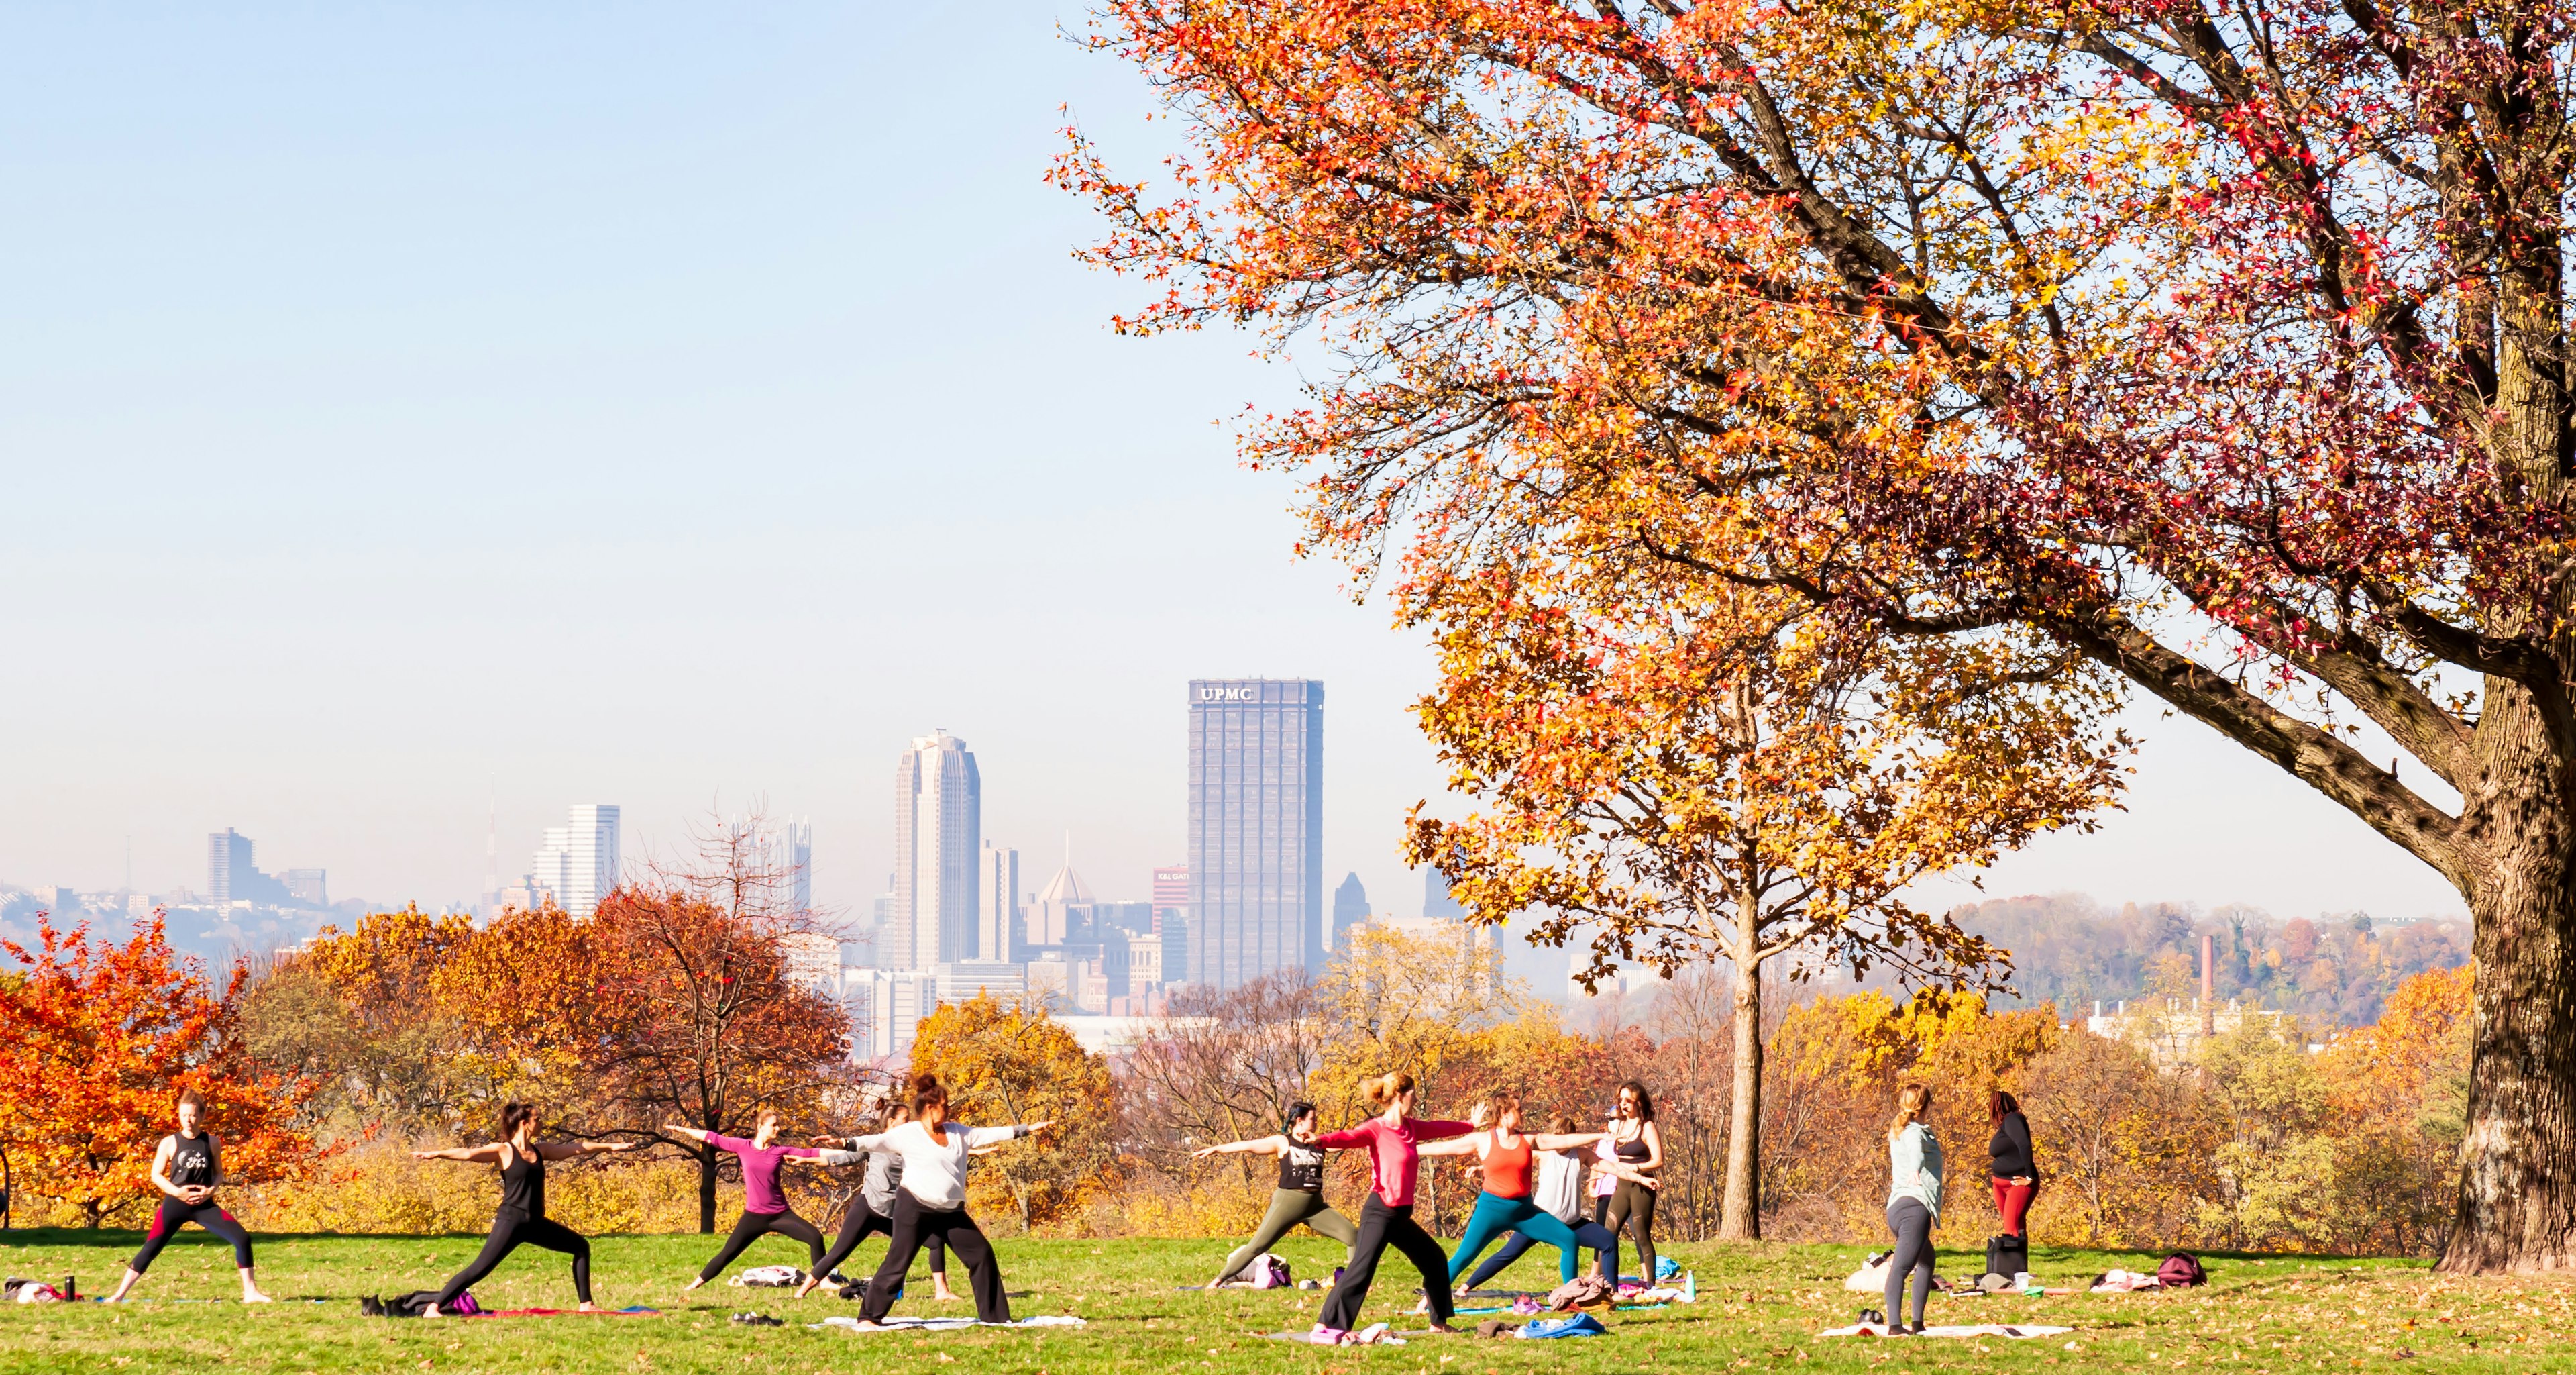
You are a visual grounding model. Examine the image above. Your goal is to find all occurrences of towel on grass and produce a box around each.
[1820,1323,2072,1338]
[816,1315,1086,1333]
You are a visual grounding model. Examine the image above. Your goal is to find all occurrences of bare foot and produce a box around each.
[241,1291,274,1304]
[682,1278,705,1292]
[933,1284,960,1303]
[1426,1323,1461,1334]
[421,1305,443,1319]
[578,1301,604,1313]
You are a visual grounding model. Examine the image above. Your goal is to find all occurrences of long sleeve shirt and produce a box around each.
[706,1134,821,1215]
[823,1120,1032,1210]
[816,1132,911,1216]
[1888,1123,1946,1222]
[1988,1111,2035,1180]
[1310,1115,1472,1209]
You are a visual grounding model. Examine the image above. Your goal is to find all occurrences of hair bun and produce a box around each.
[910,1072,941,1093]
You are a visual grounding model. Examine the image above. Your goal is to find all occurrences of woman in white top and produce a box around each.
[838,1073,1051,1327]
[1882,1082,1945,1335]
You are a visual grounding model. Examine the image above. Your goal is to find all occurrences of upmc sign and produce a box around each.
[1197,686,1260,703]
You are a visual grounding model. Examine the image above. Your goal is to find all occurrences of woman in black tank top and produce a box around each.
[1192,1103,1359,1287]
[413,1101,637,1315]
[1595,1082,1664,1286]
[104,1088,270,1303]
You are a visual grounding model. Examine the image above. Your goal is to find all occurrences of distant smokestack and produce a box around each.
[2200,932,2216,1036]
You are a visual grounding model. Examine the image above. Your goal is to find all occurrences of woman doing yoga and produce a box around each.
[1453,1111,1628,1292]
[1309,1072,1472,1339]
[1882,1081,1945,1335]
[415,1101,637,1315]
[793,1104,962,1301]
[847,1073,1051,1329]
[1421,1095,1607,1290]
[1192,1101,1358,1286]
[104,1088,271,1303]
[1595,1081,1664,1282]
[667,1111,826,1290]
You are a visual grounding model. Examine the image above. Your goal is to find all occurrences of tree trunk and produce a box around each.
[2441,677,2576,1272]
[698,1140,719,1235]
[1718,951,1762,1240]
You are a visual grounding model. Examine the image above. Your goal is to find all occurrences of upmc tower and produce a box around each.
[1186,678,1324,989]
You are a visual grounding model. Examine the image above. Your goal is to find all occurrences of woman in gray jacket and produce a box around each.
[1882,1082,1943,1335]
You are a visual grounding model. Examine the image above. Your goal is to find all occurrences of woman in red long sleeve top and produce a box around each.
[1307,1072,1473,1338]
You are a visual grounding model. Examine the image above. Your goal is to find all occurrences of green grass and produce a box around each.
[0,1225,2561,1373]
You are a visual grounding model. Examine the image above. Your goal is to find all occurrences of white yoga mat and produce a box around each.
[1821,1323,2072,1339]
[814,1315,1088,1333]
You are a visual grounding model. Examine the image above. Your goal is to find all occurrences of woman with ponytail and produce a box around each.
[843,1074,1051,1329]
[1190,1101,1358,1287]
[1880,1083,1944,1335]
[1417,1096,1609,1290]
[413,1101,638,1315]
[1306,1072,1474,1339]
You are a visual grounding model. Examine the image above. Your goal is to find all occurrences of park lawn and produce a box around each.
[0,1227,2565,1374]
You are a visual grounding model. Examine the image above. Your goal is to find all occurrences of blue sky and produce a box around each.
[0,3,2462,937]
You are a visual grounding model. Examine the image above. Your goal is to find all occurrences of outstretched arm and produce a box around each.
[961,1122,1053,1148]
[411,1143,506,1164]
[665,1124,712,1145]
[1415,1131,1489,1159]
[1190,1133,1289,1160]
[538,1139,640,1161]
[1532,1131,1605,1151]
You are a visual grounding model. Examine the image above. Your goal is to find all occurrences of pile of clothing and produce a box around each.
[3,1278,68,1305]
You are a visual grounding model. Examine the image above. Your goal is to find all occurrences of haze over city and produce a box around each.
[1,1,2461,939]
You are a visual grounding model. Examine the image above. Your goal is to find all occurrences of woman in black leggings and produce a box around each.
[795,1104,963,1301]
[1596,1081,1663,1284]
[104,1088,271,1303]
[666,1111,828,1290]
[415,1101,637,1315]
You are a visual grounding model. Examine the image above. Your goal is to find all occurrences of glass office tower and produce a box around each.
[1185,678,1324,988]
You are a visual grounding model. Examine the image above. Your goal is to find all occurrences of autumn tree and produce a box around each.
[1069,0,2576,1270]
[908,994,1120,1232]
[597,811,851,1232]
[1407,564,2124,1238]
[1123,971,1331,1186]
[0,914,321,1225]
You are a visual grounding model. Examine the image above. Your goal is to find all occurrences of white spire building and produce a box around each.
[892,730,981,971]
[529,804,621,918]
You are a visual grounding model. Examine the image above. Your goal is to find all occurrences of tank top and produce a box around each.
[498,1143,547,1217]
[1614,1131,1650,1164]
[1480,1133,1535,1200]
[1279,1141,1326,1193]
[168,1132,218,1190]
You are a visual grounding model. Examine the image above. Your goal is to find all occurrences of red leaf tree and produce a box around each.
[1067,0,2576,1270]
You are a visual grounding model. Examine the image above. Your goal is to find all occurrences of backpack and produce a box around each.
[2155,1252,2207,1287]
[1249,1254,1292,1289]
[1984,1233,2030,1279]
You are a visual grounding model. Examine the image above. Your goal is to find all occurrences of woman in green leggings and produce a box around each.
[1193,1102,1358,1286]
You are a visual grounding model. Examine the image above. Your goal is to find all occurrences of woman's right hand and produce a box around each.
[1191,1145,1222,1158]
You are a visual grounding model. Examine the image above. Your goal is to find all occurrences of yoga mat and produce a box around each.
[470,1305,662,1318]
[1820,1323,2072,1339]
[814,1314,1086,1333]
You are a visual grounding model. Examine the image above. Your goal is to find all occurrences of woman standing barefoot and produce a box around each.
[844,1074,1051,1329]
[414,1101,637,1315]
[666,1112,828,1290]
[103,1088,272,1303]
[1191,1101,1358,1287]
[1307,1072,1472,1339]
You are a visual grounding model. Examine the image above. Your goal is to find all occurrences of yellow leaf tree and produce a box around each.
[908,995,1119,1233]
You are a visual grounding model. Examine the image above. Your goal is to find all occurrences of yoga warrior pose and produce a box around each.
[794,1104,963,1301]
[1309,1072,1472,1338]
[1192,1101,1358,1287]
[845,1074,1051,1329]
[1447,1109,1631,1292]
[104,1088,272,1303]
[667,1113,827,1290]
[1421,1096,1608,1290]
[1594,1081,1664,1283]
[1882,1082,1945,1336]
[415,1101,637,1315]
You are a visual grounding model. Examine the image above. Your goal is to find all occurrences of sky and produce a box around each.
[0,3,2466,937]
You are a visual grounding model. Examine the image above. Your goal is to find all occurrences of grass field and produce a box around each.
[0,1224,2565,1373]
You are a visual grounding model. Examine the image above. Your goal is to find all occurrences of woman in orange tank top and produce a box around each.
[1419,1094,1605,1289]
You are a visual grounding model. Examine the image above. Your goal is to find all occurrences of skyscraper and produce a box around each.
[530,804,621,918]
[1333,872,1370,950]
[743,817,814,916]
[892,730,981,971]
[979,842,1019,962]
[1185,678,1324,988]
[206,828,288,907]
[1424,867,1464,919]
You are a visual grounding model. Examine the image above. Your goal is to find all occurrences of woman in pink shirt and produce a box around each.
[668,1111,828,1289]
[1308,1072,1473,1338]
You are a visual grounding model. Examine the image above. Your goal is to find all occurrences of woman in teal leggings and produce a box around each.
[1419,1095,1606,1288]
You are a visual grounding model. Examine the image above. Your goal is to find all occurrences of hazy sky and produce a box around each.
[0,3,2465,933]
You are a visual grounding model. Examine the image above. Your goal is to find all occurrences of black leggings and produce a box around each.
[1317,1196,1452,1331]
[434,1211,592,1309]
[1601,1181,1657,1282]
[812,1201,948,1286]
[859,1193,1007,1324]
[698,1207,825,1282]
[129,1197,254,1273]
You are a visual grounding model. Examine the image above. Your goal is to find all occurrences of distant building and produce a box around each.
[206,828,290,907]
[1152,865,1189,918]
[747,819,814,915]
[1093,900,1155,937]
[780,932,840,997]
[1186,678,1325,988]
[979,843,1019,963]
[1424,868,1464,920]
[1152,864,1190,983]
[936,960,1028,1005]
[892,731,981,971]
[495,874,549,913]
[844,968,938,1060]
[1332,872,1370,950]
[530,805,621,919]
[1024,861,1093,952]
[281,869,329,908]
